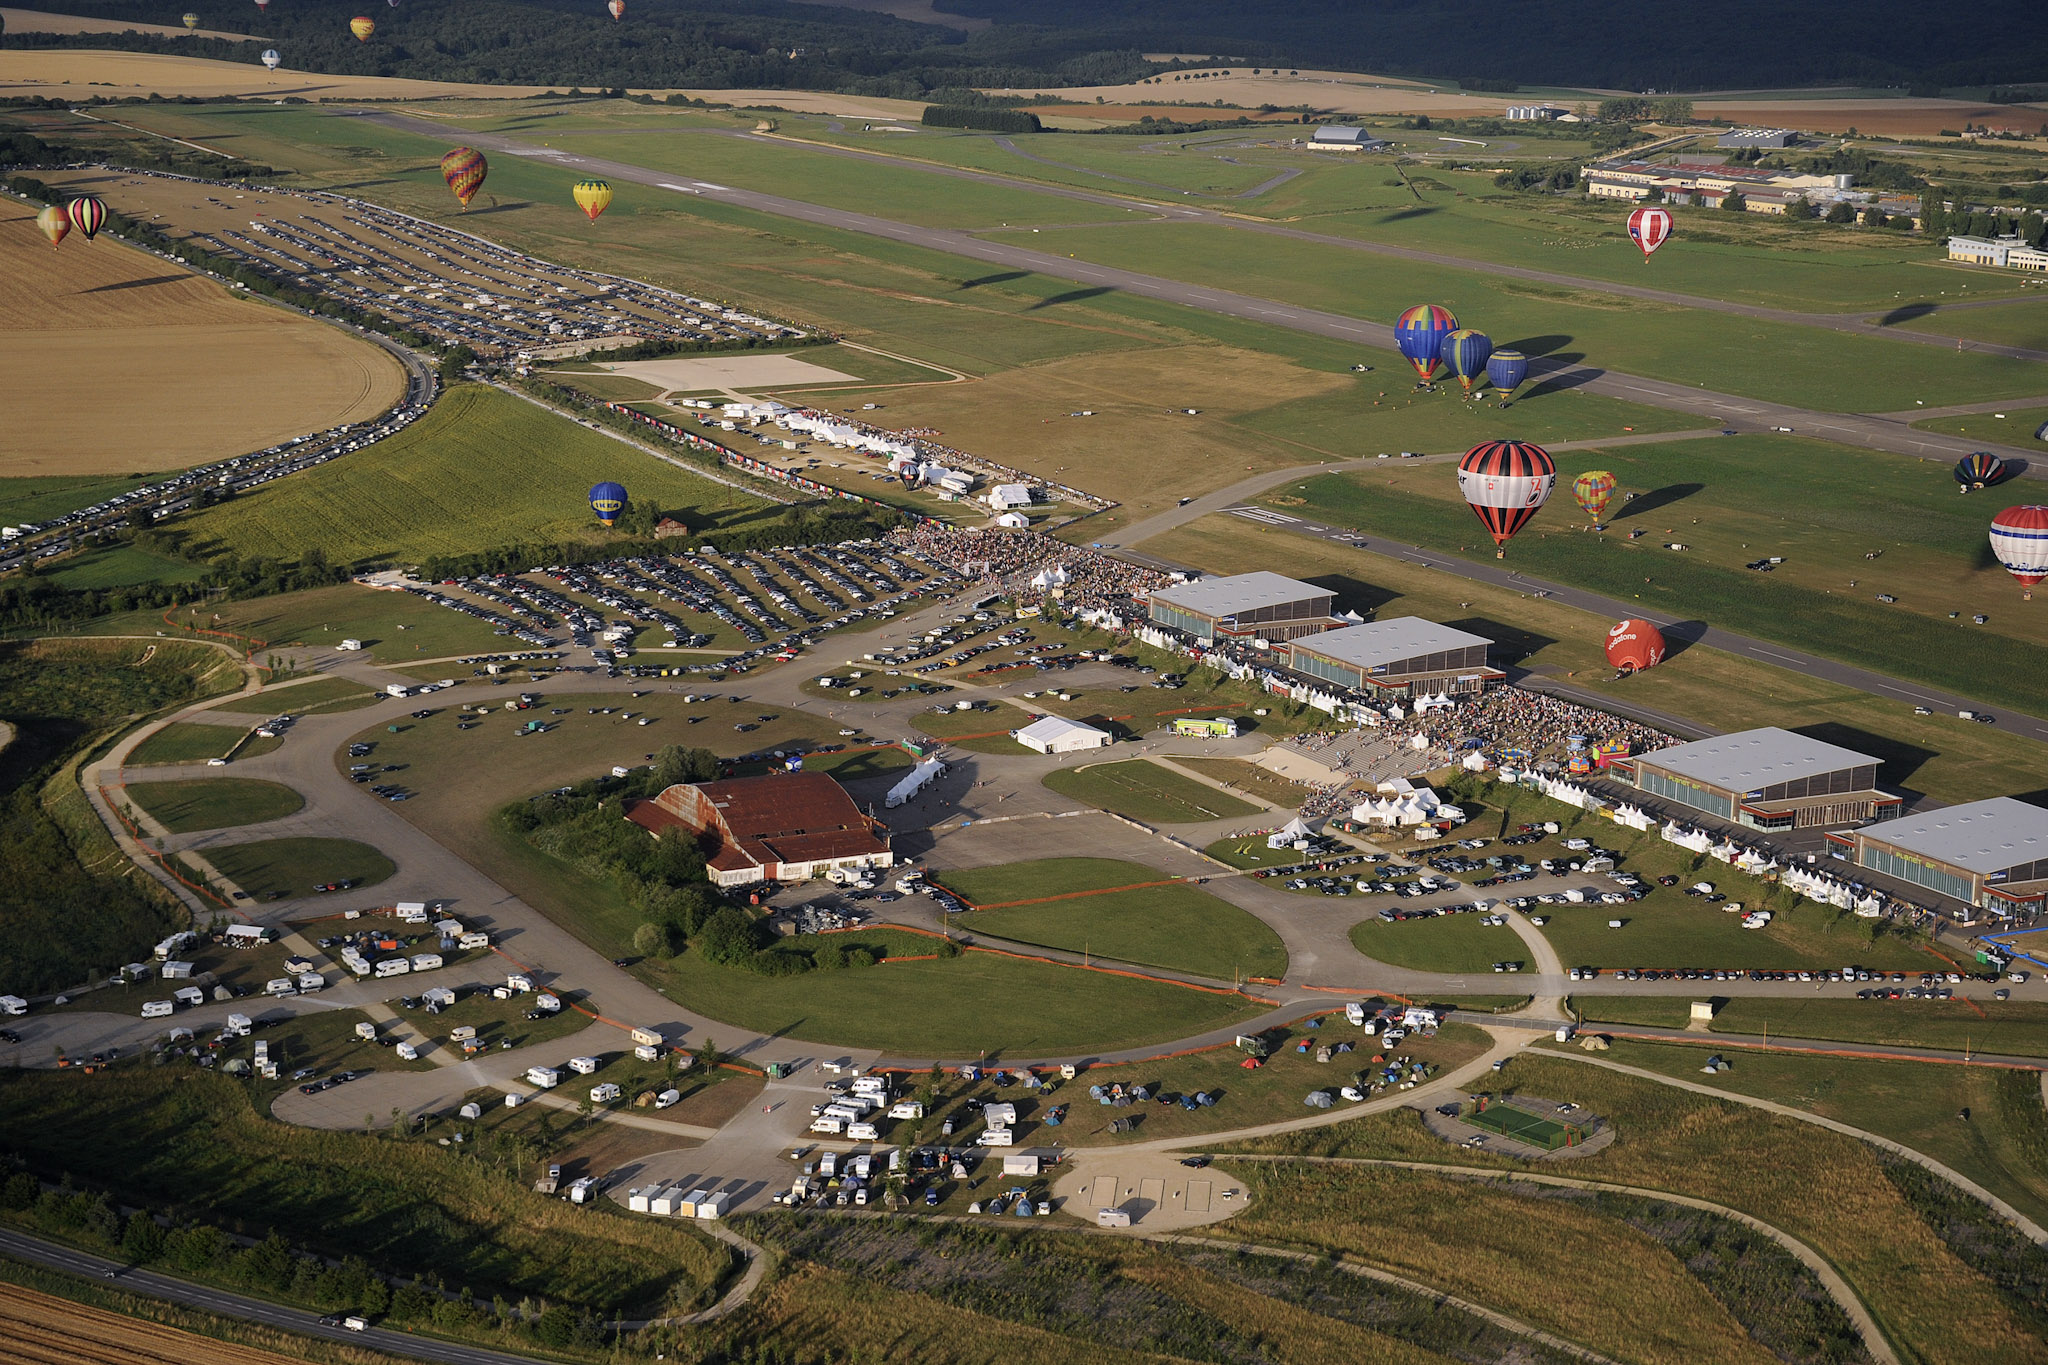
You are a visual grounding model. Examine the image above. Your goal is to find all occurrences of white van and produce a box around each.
[977,1127,1015,1147]
[847,1122,880,1141]
[809,1115,846,1135]
[141,999,175,1019]
[0,995,28,1016]
[654,1088,681,1109]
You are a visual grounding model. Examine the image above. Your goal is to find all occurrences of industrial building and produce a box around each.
[627,773,892,888]
[1308,126,1391,151]
[1013,715,1113,754]
[1505,105,1570,121]
[1624,727,1900,830]
[1716,128,1800,150]
[1277,618,1500,699]
[1838,797,2048,917]
[1581,158,1920,223]
[1947,235,2048,273]
[1145,572,1340,645]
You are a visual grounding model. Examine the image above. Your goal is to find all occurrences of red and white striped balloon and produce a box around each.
[1989,504,2048,599]
[1627,205,1673,261]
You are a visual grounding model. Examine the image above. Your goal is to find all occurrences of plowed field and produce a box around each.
[0,1282,301,1365]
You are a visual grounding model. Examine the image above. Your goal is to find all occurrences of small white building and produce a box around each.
[1014,715,1112,755]
[1309,126,1390,152]
[986,483,1034,511]
[993,511,1029,529]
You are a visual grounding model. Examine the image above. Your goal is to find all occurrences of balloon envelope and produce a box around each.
[1485,349,1528,399]
[1628,205,1673,260]
[572,179,614,221]
[1605,618,1667,673]
[589,481,628,525]
[440,147,489,210]
[261,47,281,69]
[182,12,200,29]
[36,204,70,248]
[608,0,625,17]
[1393,304,1457,383]
[1989,504,2048,598]
[1954,451,2008,491]
[65,196,106,241]
[350,15,375,40]
[1572,469,1618,527]
[1440,329,1494,393]
[255,0,269,8]
[1457,441,1556,554]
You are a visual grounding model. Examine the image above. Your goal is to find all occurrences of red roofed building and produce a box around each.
[626,773,893,889]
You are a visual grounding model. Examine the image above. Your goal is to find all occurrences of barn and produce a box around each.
[627,773,893,888]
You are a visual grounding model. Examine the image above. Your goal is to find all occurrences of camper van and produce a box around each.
[526,1066,562,1089]
[140,999,175,1019]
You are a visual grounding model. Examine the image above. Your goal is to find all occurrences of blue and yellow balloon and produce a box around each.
[589,481,627,526]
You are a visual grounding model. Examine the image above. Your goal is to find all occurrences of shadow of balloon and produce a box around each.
[1877,302,1937,327]
[77,275,188,294]
[959,270,1031,291]
[1517,363,1597,400]
[1612,482,1704,520]
[462,201,532,216]
[1378,206,1440,223]
[1504,334,1574,357]
[1654,619,1708,660]
[1028,285,1117,311]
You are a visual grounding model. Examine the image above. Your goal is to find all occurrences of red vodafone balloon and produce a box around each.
[1627,205,1672,261]
[1605,617,1667,673]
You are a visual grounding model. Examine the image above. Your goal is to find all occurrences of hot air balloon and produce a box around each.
[1954,451,2009,492]
[2037,419,2048,443]
[349,15,375,40]
[182,12,200,30]
[1456,440,1555,557]
[608,0,625,18]
[1989,505,2048,599]
[572,179,614,222]
[1440,328,1494,396]
[35,204,70,248]
[1572,470,1618,530]
[440,147,488,211]
[1486,349,1528,406]
[261,47,281,69]
[65,196,106,242]
[1393,304,1457,385]
[1605,618,1667,674]
[589,481,628,526]
[254,0,268,10]
[1627,205,1672,262]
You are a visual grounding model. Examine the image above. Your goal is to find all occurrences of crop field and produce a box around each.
[0,199,403,478]
[0,49,569,101]
[181,385,769,567]
[204,837,395,900]
[1223,1052,2046,1365]
[0,1281,315,1365]
[124,777,303,834]
[1573,994,2048,1058]
[125,720,254,766]
[1140,517,2048,805]
[937,857,1287,980]
[1350,913,1526,975]
[1042,759,1263,824]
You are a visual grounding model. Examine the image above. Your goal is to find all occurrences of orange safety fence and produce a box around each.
[101,786,237,910]
[1299,982,1420,1006]
[161,607,268,660]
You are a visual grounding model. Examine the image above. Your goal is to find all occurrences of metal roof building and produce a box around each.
[1844,797,2048,917]
[1146,572,1339,644]
[1013,715,1113,755]
[1309,126,1391,151]
[1717,128,1799,149]
[1627,727,1900,830]
[1279,618,1499,698]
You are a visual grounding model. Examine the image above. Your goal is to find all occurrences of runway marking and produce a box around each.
[1227,506,1300,525]
[658,182,700,194]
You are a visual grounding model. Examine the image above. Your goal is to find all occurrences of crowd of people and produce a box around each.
[891,523,1166,613]
[1401,686,1678,764]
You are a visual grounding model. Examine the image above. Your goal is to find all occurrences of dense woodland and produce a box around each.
[8,0,2046,94]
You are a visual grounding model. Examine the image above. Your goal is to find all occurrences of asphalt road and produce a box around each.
[0,1226,545,1365]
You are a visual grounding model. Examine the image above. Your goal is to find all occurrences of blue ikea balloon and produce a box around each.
[1486,349,1529,402]
[588,480,628,526]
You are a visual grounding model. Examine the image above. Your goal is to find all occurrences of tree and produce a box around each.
[632,920,671,958]
[1862,206,1889,227]
[1720,191,1747,212]
[1654,97,1694,123]
[1784,196,1816,221]
[121,1213,166,1264]
[1825,199,1856,223]
[437,344,475,381]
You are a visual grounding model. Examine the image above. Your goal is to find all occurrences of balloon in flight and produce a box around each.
[440,147,489,210]
[1485,349,1528,405]
[1572,469,1618,529]
[1627,205,1672,261]
[608,0,625,18]
[64,196,106,242]
[261,47,281,69]
[182,12,200,30]
[35,204,70,248]
[1440,328,1494,395]
[255,0,269,9]
[1605,618,1667,674]
[1954,451,2009,492]
[588,481,628,526]
[1988,505,2048,599]
[1456,440,1555,557]
[349,15,375,40]
[1393,303,1457,384]
[572,179,613,222]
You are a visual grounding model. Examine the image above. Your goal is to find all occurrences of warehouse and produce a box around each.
[1842,797,2048,917]
[1014,715,1113,755]
[1308,126,1391,152]
[627,773,892,888]
[1717,127,1799,150]
[1145,572,1340,645]
[1278,618,1500,699]
[1625,727,1899,830]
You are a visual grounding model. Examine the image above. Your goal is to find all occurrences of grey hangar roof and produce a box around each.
[1859,797,2048,873]
[1149,572,1328,620]
[1289,617,1491,668]
[1634,727,1877,791]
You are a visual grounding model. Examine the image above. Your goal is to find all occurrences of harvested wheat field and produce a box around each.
[0,195,402,478]
[0,7,261,41]
[0,1281,301,1365]
[1696,96,2048,137]
[0,48,569,101]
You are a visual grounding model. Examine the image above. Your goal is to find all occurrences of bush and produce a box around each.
[632,921,674,958]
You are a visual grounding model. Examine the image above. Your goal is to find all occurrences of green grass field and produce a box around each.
[1041,759,1263,824]
[0,472,156,526]
[209,676,376,714]
[204,837,395,900]
[1912,403,2048,449]
[126,721,252,765]
[1350,914,1527,975]
[180,385,770,567]
[69,583,512,665]
[1572,993,2048,1058]
[124,778,303,834]
[45,545,207,591]
[937,857,1287,981]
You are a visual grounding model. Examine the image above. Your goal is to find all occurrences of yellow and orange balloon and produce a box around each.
[572,179,613,222]
[440,147,489,211]
[36,204,70,248]
[349,15,375,40]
